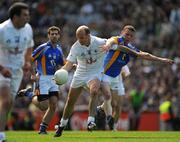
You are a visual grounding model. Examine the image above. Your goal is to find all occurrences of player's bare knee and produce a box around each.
[103,91,111,100]
[105,94,111,100]
[91,89,99,96]
[49,102,57,111]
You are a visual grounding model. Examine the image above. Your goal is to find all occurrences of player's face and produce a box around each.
[76,32,90,46]
[17,9,30,28]
[121,29,135,43]
[48,30,60,44]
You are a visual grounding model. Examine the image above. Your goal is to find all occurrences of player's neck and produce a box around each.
[50,42,57,48]
[11,20,22,29]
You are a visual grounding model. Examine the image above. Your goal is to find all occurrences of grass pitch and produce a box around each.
[6,131,180,142]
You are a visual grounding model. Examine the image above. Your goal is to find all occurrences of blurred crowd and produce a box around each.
[0,0,179,130]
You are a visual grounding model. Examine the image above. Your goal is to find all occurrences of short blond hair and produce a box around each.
[123,25,136,32]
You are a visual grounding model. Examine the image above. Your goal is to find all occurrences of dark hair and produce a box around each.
[123,25,136,32]
[84,27,90,35]
[8,2,29,19]
[48,26,61,34]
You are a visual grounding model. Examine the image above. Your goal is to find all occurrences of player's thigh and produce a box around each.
[32,96,49,110]
[87,72,102,91]
[112,90,124,108]
[49,92,59,104]
[67,87,83,103]
[101,81,111,98]
[70,76,86,88]
[88,78,101,93]
[11,69,23,97]
[0,74,12,102]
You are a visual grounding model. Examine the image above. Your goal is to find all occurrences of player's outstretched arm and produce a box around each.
[137,51,174,64]
[117,45,139,56]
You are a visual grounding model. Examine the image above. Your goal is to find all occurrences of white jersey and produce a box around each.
[0,19,34,70]
[67,35,106,77]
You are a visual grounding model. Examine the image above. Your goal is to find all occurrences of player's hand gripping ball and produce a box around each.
[54,69,68,85]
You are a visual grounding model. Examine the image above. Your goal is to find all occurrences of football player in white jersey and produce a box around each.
[0,2,34,141]
[54,25,111,137]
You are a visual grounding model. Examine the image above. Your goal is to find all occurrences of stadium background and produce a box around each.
[0,0,179,131]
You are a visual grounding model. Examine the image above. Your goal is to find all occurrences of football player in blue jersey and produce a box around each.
[17,26,65,134]
[97,25,174,130]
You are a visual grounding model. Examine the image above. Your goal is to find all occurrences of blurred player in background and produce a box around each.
[0,2,34,142]
[17,26,65,134]
[97,25,174,130]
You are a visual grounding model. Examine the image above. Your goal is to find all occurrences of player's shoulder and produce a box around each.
[91,35,107,44]
[57,45,63,52]
[111,36,124,44]
[71,40,80,49]
[36,42,48,50]
[0,19,11,30]
[111,36,119,39]
[24,23,33,32]
[92,35,107,41]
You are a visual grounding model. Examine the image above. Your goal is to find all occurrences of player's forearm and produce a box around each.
[24,47,32,63]
[62,61,74,72]
[139,51,168,62]
[31,61,36,76]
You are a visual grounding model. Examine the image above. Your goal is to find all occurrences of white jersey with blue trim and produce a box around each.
[0,19,34,69]
[67,35,107,77]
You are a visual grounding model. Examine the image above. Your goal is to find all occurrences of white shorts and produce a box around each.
[101,74,125,96]
[39,75,59,95]
[71,72,102,88]
[0,68,23,97]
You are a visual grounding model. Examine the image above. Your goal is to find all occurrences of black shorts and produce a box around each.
[37,91,59,102]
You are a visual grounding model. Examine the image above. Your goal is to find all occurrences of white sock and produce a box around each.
[114,123,118,130]
[0,132,5,141]
[87,116,95,124]
[60,118,68,127]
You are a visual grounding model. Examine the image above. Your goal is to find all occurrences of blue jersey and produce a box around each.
[104,36,139,77]
[32,41,64,75]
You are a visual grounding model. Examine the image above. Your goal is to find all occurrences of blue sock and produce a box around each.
[24,92,34,100]
[39,122,48,132]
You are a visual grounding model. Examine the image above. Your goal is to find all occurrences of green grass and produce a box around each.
[6,131,180,142]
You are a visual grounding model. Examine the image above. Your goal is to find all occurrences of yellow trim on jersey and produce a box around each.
[104,50,121,73]
[31,50,43,62]
[112,36,119,44]
[41,55,46,75]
